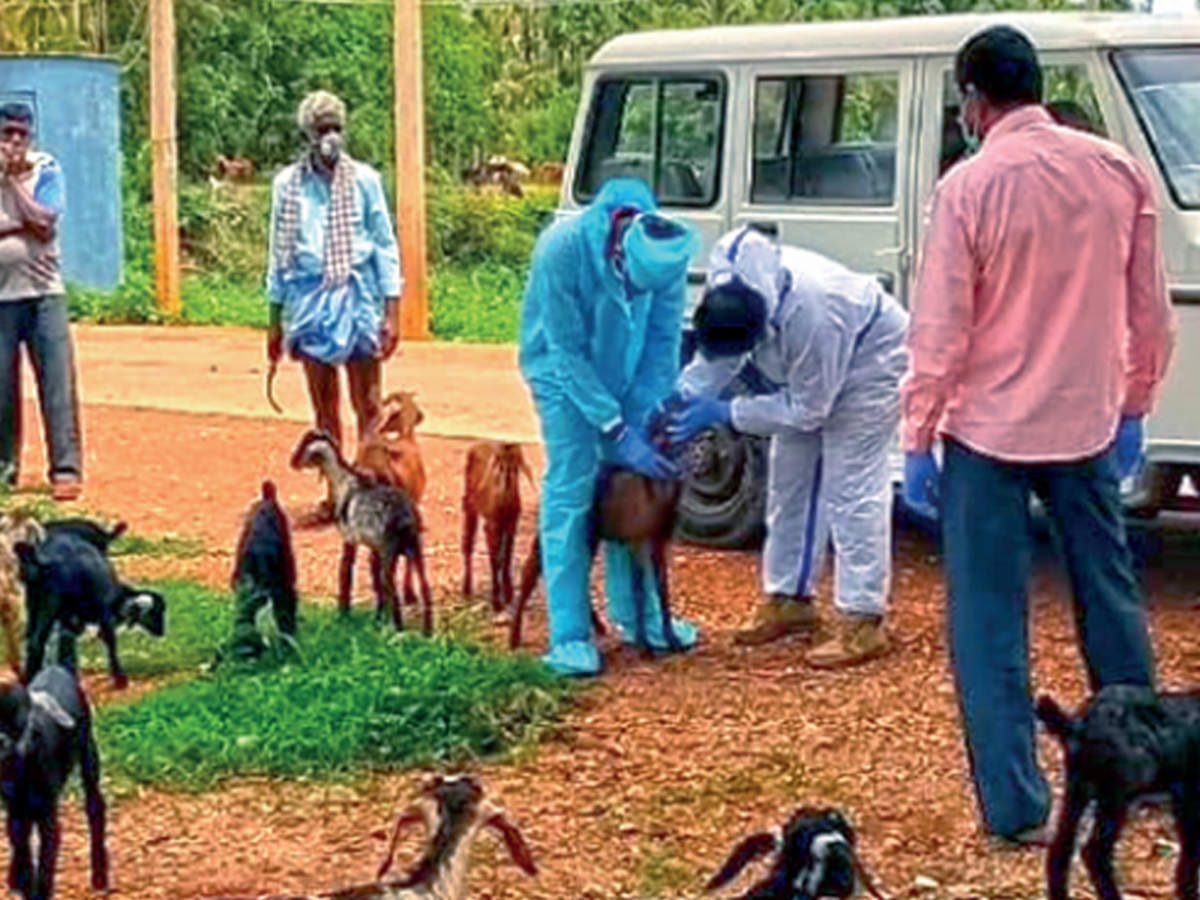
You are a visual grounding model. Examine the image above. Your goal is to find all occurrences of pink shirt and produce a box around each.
[901,105,1176,461]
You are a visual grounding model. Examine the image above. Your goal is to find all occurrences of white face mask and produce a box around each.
[315,131,342,164]
[957,85,983,154]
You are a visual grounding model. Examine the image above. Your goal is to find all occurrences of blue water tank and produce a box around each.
[0,55,121,290]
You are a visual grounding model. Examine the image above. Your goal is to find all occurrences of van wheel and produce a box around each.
[677,427,767,549]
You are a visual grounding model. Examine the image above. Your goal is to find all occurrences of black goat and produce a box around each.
[1038,685,1200,900]
[0,665,108,900]
[289,430,433,634]
[221,481,299,661]
[16,525,166,689]
[707,807,884,900]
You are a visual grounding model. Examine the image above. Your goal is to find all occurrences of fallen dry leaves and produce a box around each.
[12,404,1200,900]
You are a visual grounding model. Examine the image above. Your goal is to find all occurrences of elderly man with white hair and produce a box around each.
[266,90,402,519]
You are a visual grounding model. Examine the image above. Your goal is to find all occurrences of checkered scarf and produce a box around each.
[274,152,356,288]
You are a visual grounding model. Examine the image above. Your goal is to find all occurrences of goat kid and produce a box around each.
[511,403,686,654]
[0,665,108,900]
[208,773,536,900]
[290,430,432,633]
[221,481,299,661]
[356,391,427,508]
[707,807,884,900]
[16,522,165,689]
[1038,685,1200,900]
[461,441,534,612]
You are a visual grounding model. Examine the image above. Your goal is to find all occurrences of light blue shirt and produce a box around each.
[266,159,402,365]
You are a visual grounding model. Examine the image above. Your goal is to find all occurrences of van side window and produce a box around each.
[938,65,1106,176]
[575,75,724,207]
[751,72,899,205]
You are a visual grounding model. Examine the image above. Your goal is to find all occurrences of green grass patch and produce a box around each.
[94,581,571,791]
[429,261,524,343]
[110,532,206,559]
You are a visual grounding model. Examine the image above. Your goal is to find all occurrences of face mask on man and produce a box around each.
[957,84,983,154]
[316,131,342,164]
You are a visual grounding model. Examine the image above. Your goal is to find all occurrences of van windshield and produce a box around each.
[1115,48,1200,208]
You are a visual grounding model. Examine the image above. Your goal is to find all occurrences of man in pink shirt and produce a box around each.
[901,25,1176,845]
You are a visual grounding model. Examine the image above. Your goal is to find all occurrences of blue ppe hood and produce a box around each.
[622,212,701,293]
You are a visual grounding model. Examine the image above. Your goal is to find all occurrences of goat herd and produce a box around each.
[1,389,1199,900]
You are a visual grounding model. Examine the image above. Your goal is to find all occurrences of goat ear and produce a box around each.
[706,831,780,892]
[483,808,538,876]
[376,806,427,881]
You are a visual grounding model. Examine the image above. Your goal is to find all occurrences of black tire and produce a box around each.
[676,425,767,549]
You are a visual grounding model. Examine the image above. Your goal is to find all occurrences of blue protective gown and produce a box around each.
[519,178,700,676]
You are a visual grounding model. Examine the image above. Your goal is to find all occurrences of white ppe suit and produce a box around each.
[679,228,908,616]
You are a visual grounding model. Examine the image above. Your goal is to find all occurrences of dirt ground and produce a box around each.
[8,327,1200,900]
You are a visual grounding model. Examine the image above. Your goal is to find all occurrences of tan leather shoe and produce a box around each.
[733,595,820,646]
[806,614,890,669]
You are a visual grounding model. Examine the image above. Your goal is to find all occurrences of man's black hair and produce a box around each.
[694,279,767,358]
[954,25,1043,107]
[0,102,34,129]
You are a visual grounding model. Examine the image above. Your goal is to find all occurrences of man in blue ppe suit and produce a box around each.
[668,227,908,668]
[519,177,702,677]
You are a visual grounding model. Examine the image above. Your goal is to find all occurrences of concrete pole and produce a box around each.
[395,0,431,339]
[149,0,181,316]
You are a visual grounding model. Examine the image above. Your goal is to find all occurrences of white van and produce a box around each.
[558,11,1200,546]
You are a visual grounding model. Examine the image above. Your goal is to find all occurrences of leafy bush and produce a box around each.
[430,262,525,344]
[94,582,571,790]
[426,180,558,269]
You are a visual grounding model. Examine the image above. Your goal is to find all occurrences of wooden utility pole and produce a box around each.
[149,0,180,316]
[394,0,431,339]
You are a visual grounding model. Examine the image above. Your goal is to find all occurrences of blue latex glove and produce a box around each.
[903,451,941,515]
[642,390,684,434]
[665,394,732,447]
[1115,416,1145,480]
[608,423,681,480]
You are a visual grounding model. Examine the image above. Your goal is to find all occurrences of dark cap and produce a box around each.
[694,278,768,358]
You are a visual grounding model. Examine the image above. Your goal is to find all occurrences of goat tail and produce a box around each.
[1035,694,1079,740]
[261,480,278,502]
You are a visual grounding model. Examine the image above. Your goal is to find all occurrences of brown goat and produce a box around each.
[356,391,426,508]
[461,442,534,612]
[511,466,681,653]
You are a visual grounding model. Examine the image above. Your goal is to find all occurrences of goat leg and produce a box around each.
[98,617,128,690]
[501,523,516,610]
[1047,778,1088,900]
[32,815,59,900]
[511,534,541,650]
[486,521,504,613]
[383,551,403,631]
[7,816,32,898]
[632,544,651,658]
[407,543,434,636]
[369,550,387,623]
[1082,802,1128,900]
[461,507,478,597]
[338,543,356,615]
[80,729,109,892]
[650,537,682,652]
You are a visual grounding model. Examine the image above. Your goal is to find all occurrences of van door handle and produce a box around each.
[746,221,779,238]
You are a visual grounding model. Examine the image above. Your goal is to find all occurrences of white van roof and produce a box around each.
[589,11,1200,67]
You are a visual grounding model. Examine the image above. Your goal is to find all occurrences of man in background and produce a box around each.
[0,101,83,502]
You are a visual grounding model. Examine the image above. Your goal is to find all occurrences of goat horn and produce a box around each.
[376,804,428,881]
[266,359,284,414]
[481,804,538,876]
[854,853,889,900]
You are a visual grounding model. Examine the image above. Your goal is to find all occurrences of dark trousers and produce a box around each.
[941,437,1154,838]
[0,297,83,486]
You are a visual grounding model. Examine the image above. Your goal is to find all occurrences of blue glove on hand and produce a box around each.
[643,390,684,434]
[609,423,681,481]
[903,451,941,514]
[665,394,732,447]
[1115,416,1145,480]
